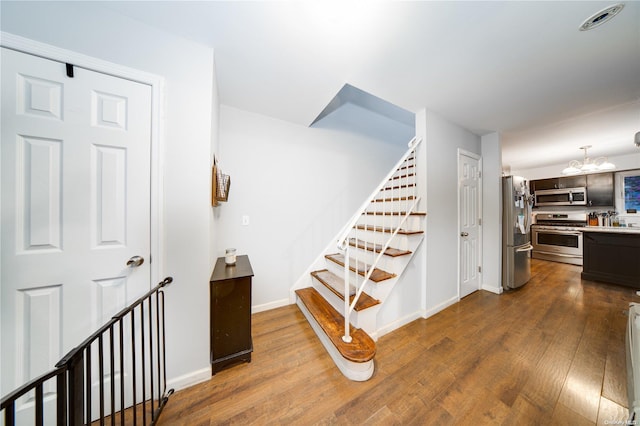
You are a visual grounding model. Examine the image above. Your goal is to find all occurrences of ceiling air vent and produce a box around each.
[579,3,625,31]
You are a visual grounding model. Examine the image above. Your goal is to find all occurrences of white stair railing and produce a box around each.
[336,137,422,343]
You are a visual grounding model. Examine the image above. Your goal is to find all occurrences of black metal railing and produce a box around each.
[1,276,174,426]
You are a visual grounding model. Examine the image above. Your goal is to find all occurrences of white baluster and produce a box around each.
[343,244,351,343]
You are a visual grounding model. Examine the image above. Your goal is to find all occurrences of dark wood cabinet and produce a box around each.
[531,172,614,207]
[531,175,586,192]
[586,172,614,207]
[531,178,559,191]
[582,231,640,288]
[210,255,254,374]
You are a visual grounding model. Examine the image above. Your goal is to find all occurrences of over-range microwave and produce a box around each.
[534,187,587,206]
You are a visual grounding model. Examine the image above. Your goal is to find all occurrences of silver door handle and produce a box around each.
[460,232,469,237]
[535,251,581,258]
[126,256,145,267]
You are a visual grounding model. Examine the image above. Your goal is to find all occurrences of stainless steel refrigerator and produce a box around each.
[502,176,534,290]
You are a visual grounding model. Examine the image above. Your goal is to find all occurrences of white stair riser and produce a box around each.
[352,307,380,338]
[355,215,423,230]
[324,260,376,293]
[342,250,415,275]
[366,200,419,213]
[347,230,424,250]
[377,187,416,199]
[386,170,416,182]
[312,278,360,324]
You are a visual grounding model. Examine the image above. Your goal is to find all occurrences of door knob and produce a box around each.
[126,256,145,267]
[460,232,469,237]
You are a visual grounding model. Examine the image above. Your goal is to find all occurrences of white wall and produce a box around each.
[481,133,503,293]
[416,109,481,315]
[217,103,412,311]
[1,1,215,388]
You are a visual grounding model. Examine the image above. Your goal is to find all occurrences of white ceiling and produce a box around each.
[101,1,640,170]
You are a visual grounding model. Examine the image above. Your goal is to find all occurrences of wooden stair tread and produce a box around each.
[381,183,416,191]
[363,211,426,216]
[372,195,416,203]
[390,173,415,181]
[311,269,380,311]
[295,287,375,363]
[325,253,396,282]
[348,238,411,257]
[354,225,424,235]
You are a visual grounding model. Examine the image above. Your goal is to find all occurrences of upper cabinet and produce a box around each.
[586,172,614,207]
[530,172,614,207]
[530,175,586,191]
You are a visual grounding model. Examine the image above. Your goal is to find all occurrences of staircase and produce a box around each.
[294,137,425,381]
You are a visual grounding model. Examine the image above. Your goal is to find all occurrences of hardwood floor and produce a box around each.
[157,259,637,425]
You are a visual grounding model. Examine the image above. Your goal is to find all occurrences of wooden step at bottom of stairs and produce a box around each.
[325,253,395,282]
[310,269,380,311]
[295,287,375,381]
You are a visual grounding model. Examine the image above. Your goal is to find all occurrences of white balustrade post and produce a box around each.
[343,245,352,343]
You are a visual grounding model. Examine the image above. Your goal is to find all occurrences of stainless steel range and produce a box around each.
[531,212,587,265]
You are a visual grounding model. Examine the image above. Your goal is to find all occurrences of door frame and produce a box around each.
[0,31,164,289]
[457,148,483,298]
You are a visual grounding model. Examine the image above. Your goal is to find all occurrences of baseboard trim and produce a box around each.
[166,367,210,393]
[252,298,290,314]
[423,295,460,319]
[375,310,424,340]
[482,283,503,294]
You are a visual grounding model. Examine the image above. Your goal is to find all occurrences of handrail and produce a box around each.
[1,276,174,426]
[0,367,67,424]
[339,137,422,343]
[336,136,421,250]
[57,276,173,367]
[348,197,421,310]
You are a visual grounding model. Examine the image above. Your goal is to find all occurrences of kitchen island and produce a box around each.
[582,226,640,288]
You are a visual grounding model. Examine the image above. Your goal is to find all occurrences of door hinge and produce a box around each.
[478,171,482,178]
[479,218,482,226]
[478,266,482,273]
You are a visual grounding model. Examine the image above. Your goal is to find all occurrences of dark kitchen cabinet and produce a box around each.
[210,255,253,374]
[531,175,586,192]
[582,231,640,288]
[531,172,613,206]
[531,178,558,191]
[562,175,587,189]
[586,172,614,207]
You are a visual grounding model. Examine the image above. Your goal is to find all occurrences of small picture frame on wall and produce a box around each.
[212,156,231,206]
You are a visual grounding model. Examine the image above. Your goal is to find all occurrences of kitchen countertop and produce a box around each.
[582,226,640,234]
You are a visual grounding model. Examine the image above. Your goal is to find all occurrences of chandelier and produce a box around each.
[561,145,615,175]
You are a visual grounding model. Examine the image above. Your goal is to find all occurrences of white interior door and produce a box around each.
[1,47,152,421]
[459,151,481,298]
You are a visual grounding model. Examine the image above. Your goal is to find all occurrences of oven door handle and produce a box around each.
[534,230,582,236]
[516,243,534,252]
[534,250,582,259]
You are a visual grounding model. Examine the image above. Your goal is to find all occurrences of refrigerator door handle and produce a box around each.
[516,243,534,252]
[525,195,533,232]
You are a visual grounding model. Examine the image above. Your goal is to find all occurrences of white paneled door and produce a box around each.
[1,48,152,419]
[459,151,481,299]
